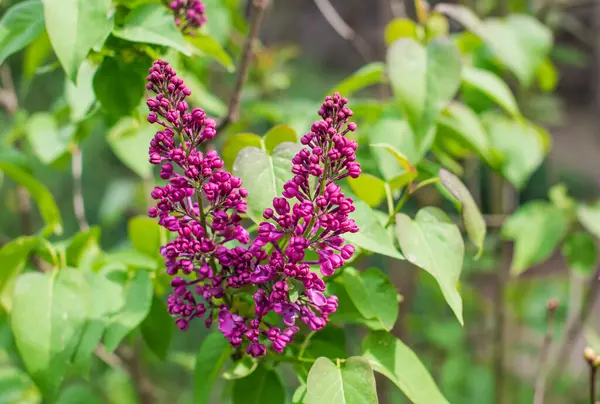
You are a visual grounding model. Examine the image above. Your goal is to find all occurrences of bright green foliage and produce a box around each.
[347,174,387,208]
[439,168,486,254]
[25,113,73,164]
[107,118,155,178]
[342,267,400,331]
[562,232,598,275]
[362,331,449,404]
[502,200,571,275]
[0,0,45,65]
[344,200,404,260]
[113,4,191,55]
[12,270,91,399]
[395,207,464,324]
[187,34,234,72]
[193,332,232,404]
[233,140,303,222]
[43,0,112,80]
[305,356,378,404]
[329,62,386,96]
[577,202,600,240]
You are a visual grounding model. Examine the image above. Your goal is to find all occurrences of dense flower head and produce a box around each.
[169,0,207,34]
[146,60,360,358]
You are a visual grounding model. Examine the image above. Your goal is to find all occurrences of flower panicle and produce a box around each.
[169,0,207,35]
[145,60,360,358]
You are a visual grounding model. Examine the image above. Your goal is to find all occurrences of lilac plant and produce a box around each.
[169,0,207,35]
[145,60,361,357]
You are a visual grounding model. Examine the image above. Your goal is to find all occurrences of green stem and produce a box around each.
[412,177,440,193]
[385,187,411,228]
[298,331,316,360]
[384,183,394,217]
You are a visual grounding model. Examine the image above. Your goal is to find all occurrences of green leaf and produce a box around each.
[43,0,112,80]
[65,60,97,122]
[141,295,173,360]
[387,38,461,139]
[0,162,62,235]
[222,133,262,171]
[502,201,570,275]
[483,113,547,189]
[232,365,285,404]
[436,102,498,166]
[347,174,386,208]
[264,125,298,154]
[439,168,486,255]
[562,232,598,275]
[178,71,227,117]
[203,0,232,45]
[232,142,304,223]
[537,57,558,92]
[342,267,400,330]
[461,66,519,117]
[23,29,52,79]
[222,356,258,380]
[368,120,419,181]
[25,112,74,164]
[107,118,154,178]
[12,269,91,399]
[395,207,464,324]
[577,202,600,240]
[186,34,234,72]
[293,385,307,404]
[128,216,161,259]
[194,332,232,404]
[437,5,551,86]
[65,226,101,269]
[0,0,45,64]
[93,57,146,117]
[103,270,153,353]
[0,236,39,311]
[328,281,389,330]
[345,200,404,260]
[71,267,126,376]
[362,331,449,404]
[328,62,386,96]
[113,4,191,55]
[305,356,378,404]
[385,18,419,44]
[57,384,102,404]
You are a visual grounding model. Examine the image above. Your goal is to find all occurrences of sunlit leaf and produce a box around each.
[194,332,232,404]
[362,331,449,404]
[329,62,386,96]
[263,125,298,155]
[107,118,154,178]
[385,18,419,44]
[103,270,153,353]
[562,232,598,275]
[233,142,304,223]
[368,120,418,181]
[25,112,74,164]
[0,0,45,65]
[186,34,234,72]
[305,356,378,404]
[577,202,600,240]
[347,174,386,208]
[43,0,112,80]
[222,133,262,171]
[345,200,404,260]
[12,269,91,399]
[395,207,464,324]
[461,67,519,117]
[342,267,400,330]
[113,4,191,55]
[502,200,570,275]
[439,168,486,255]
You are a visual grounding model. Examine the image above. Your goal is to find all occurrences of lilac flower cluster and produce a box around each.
[169,0,207,35]
[145,59,361,358]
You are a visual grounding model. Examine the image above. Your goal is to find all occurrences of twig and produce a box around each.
[118,342,159,404]
[550,266,600,382]
[94,345,126,370]
[216,0,270,132]
[313,0,373,62]
[71,145,89,231]
[533,299,558,404]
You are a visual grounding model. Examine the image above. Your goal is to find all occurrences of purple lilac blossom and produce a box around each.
[169,0,207,35]
[145,60,360,358]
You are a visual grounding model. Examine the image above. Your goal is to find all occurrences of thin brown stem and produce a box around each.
[313,0,373,62]
[533,300,558,404]
[71,145,89,231]
[592,366,598,404]
[118,342,159,404]
[216,0,270,132]
[550,266,600,381]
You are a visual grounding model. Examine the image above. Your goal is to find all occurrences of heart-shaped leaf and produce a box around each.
[395,207,464,324]
[305,356,378,404]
